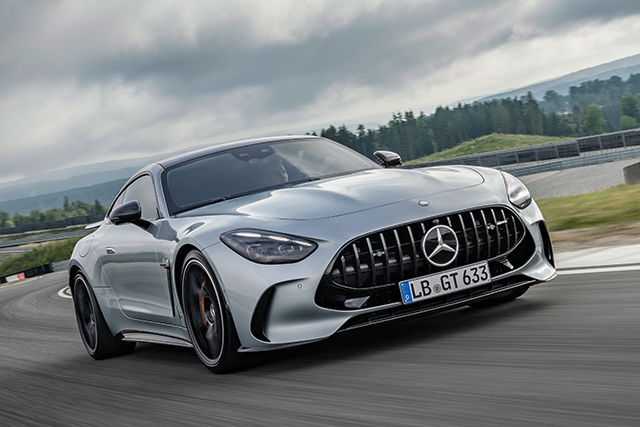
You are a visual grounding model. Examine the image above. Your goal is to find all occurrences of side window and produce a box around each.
[122,175,159,221]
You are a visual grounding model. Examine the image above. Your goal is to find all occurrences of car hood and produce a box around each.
[181,166,485,220]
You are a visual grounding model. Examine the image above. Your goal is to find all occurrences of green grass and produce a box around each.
[406,133,567,164]
[0,235,84,277]
[537,184,640,232]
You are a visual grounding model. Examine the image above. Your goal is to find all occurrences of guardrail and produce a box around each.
[405,129,640,176]
[0,263,55,285]
[0,260,70,285]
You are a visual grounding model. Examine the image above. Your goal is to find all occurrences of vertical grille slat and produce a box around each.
[366,237,376,287]
[327,206,528,290]
[340,256,348,285]
[380,233,391,284]
[445,216,458,268]
[458,213,470,265]
[501,209,511,249]
[352,244,362,287]
[491,209,501,255]
[406,225,418,278]
[511,216,519,243]
[480,210,491,259]
[469,211,481,262]
[393,230,404,281]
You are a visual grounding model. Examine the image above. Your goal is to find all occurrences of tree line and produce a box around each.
[0,197,107,229]
[314,74,640,161]
[2,75,640,231]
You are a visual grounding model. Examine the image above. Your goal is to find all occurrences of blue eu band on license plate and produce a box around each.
[399,261,491,305]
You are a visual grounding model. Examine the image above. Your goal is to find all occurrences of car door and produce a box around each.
[98,174,178,325]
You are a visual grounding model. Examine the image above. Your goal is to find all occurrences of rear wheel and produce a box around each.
[181,251,244,373]
[72,273,136,359]
[468,285,530,309]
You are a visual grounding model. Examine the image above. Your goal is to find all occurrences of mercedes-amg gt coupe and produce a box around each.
[69,135,556,373]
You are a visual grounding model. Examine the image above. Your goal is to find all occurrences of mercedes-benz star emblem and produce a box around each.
[421,225,459,267]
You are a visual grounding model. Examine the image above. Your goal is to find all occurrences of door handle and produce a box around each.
[106,247,116,255]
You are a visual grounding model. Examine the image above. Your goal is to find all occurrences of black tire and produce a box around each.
[468,285,530,309]
[181,251,244,373]
[72,273,136,359]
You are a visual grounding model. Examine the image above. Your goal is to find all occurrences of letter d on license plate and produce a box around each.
[399,261,491,305]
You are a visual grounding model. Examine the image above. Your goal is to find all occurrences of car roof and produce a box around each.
[156,135,322,169]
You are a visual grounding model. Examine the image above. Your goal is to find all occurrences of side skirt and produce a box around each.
[121,331,194,348]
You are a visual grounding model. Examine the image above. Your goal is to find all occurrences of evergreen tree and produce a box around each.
[309,73,640,161]
[524,92,544,135]
[320,125,337,141]
[94,199,104,215]
[557,116,577,136]
[582,104,607,135]
[621,95,640,121]
[12,213,28,227]
[620,115,639,130]
[0,211,14,228]
[542,90,566,113]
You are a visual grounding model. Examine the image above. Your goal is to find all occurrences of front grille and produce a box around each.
[316,206,535,310]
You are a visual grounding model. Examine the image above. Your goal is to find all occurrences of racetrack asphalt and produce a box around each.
[2,264,639,426]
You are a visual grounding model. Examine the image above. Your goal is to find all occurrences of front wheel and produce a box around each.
[72,273,136,359]
[181,251,244,373]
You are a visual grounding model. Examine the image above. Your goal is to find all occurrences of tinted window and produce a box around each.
[162,138,377,215]
[121,175,159,220]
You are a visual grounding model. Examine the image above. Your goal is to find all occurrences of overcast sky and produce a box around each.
[2,0,640,184]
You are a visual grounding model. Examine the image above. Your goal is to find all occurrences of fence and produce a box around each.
[404,129,640,176]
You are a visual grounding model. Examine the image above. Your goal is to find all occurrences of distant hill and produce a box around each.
[0,167,140,204]
[476,53,640,102]
[0,179,127,215]
[0,144,208,201]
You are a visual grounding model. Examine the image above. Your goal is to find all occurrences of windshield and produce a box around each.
[162,138,378,215]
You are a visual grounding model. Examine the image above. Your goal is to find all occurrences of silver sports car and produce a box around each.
[69,135,556,373]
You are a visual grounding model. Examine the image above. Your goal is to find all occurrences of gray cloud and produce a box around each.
[1,0,640,184]
[524,0,640,29]
[4,1,639,104]
[77,1,640,109]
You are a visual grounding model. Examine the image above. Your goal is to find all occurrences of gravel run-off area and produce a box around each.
[519,157,640,200]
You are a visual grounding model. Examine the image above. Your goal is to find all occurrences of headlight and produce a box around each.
[501,171,532,209]
[220,229,318,264]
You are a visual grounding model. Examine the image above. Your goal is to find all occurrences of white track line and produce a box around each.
[58,286,73,299]
[557,264,640,275]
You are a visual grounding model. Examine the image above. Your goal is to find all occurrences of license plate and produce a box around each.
[399,261,491,305]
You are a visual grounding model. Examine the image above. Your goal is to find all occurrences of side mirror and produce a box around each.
[373,150,402,168]
[109,200,142,225]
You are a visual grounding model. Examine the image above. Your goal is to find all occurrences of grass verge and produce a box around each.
[406,133,567,164]
[536,184,640,232]
[0,235,84,277]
